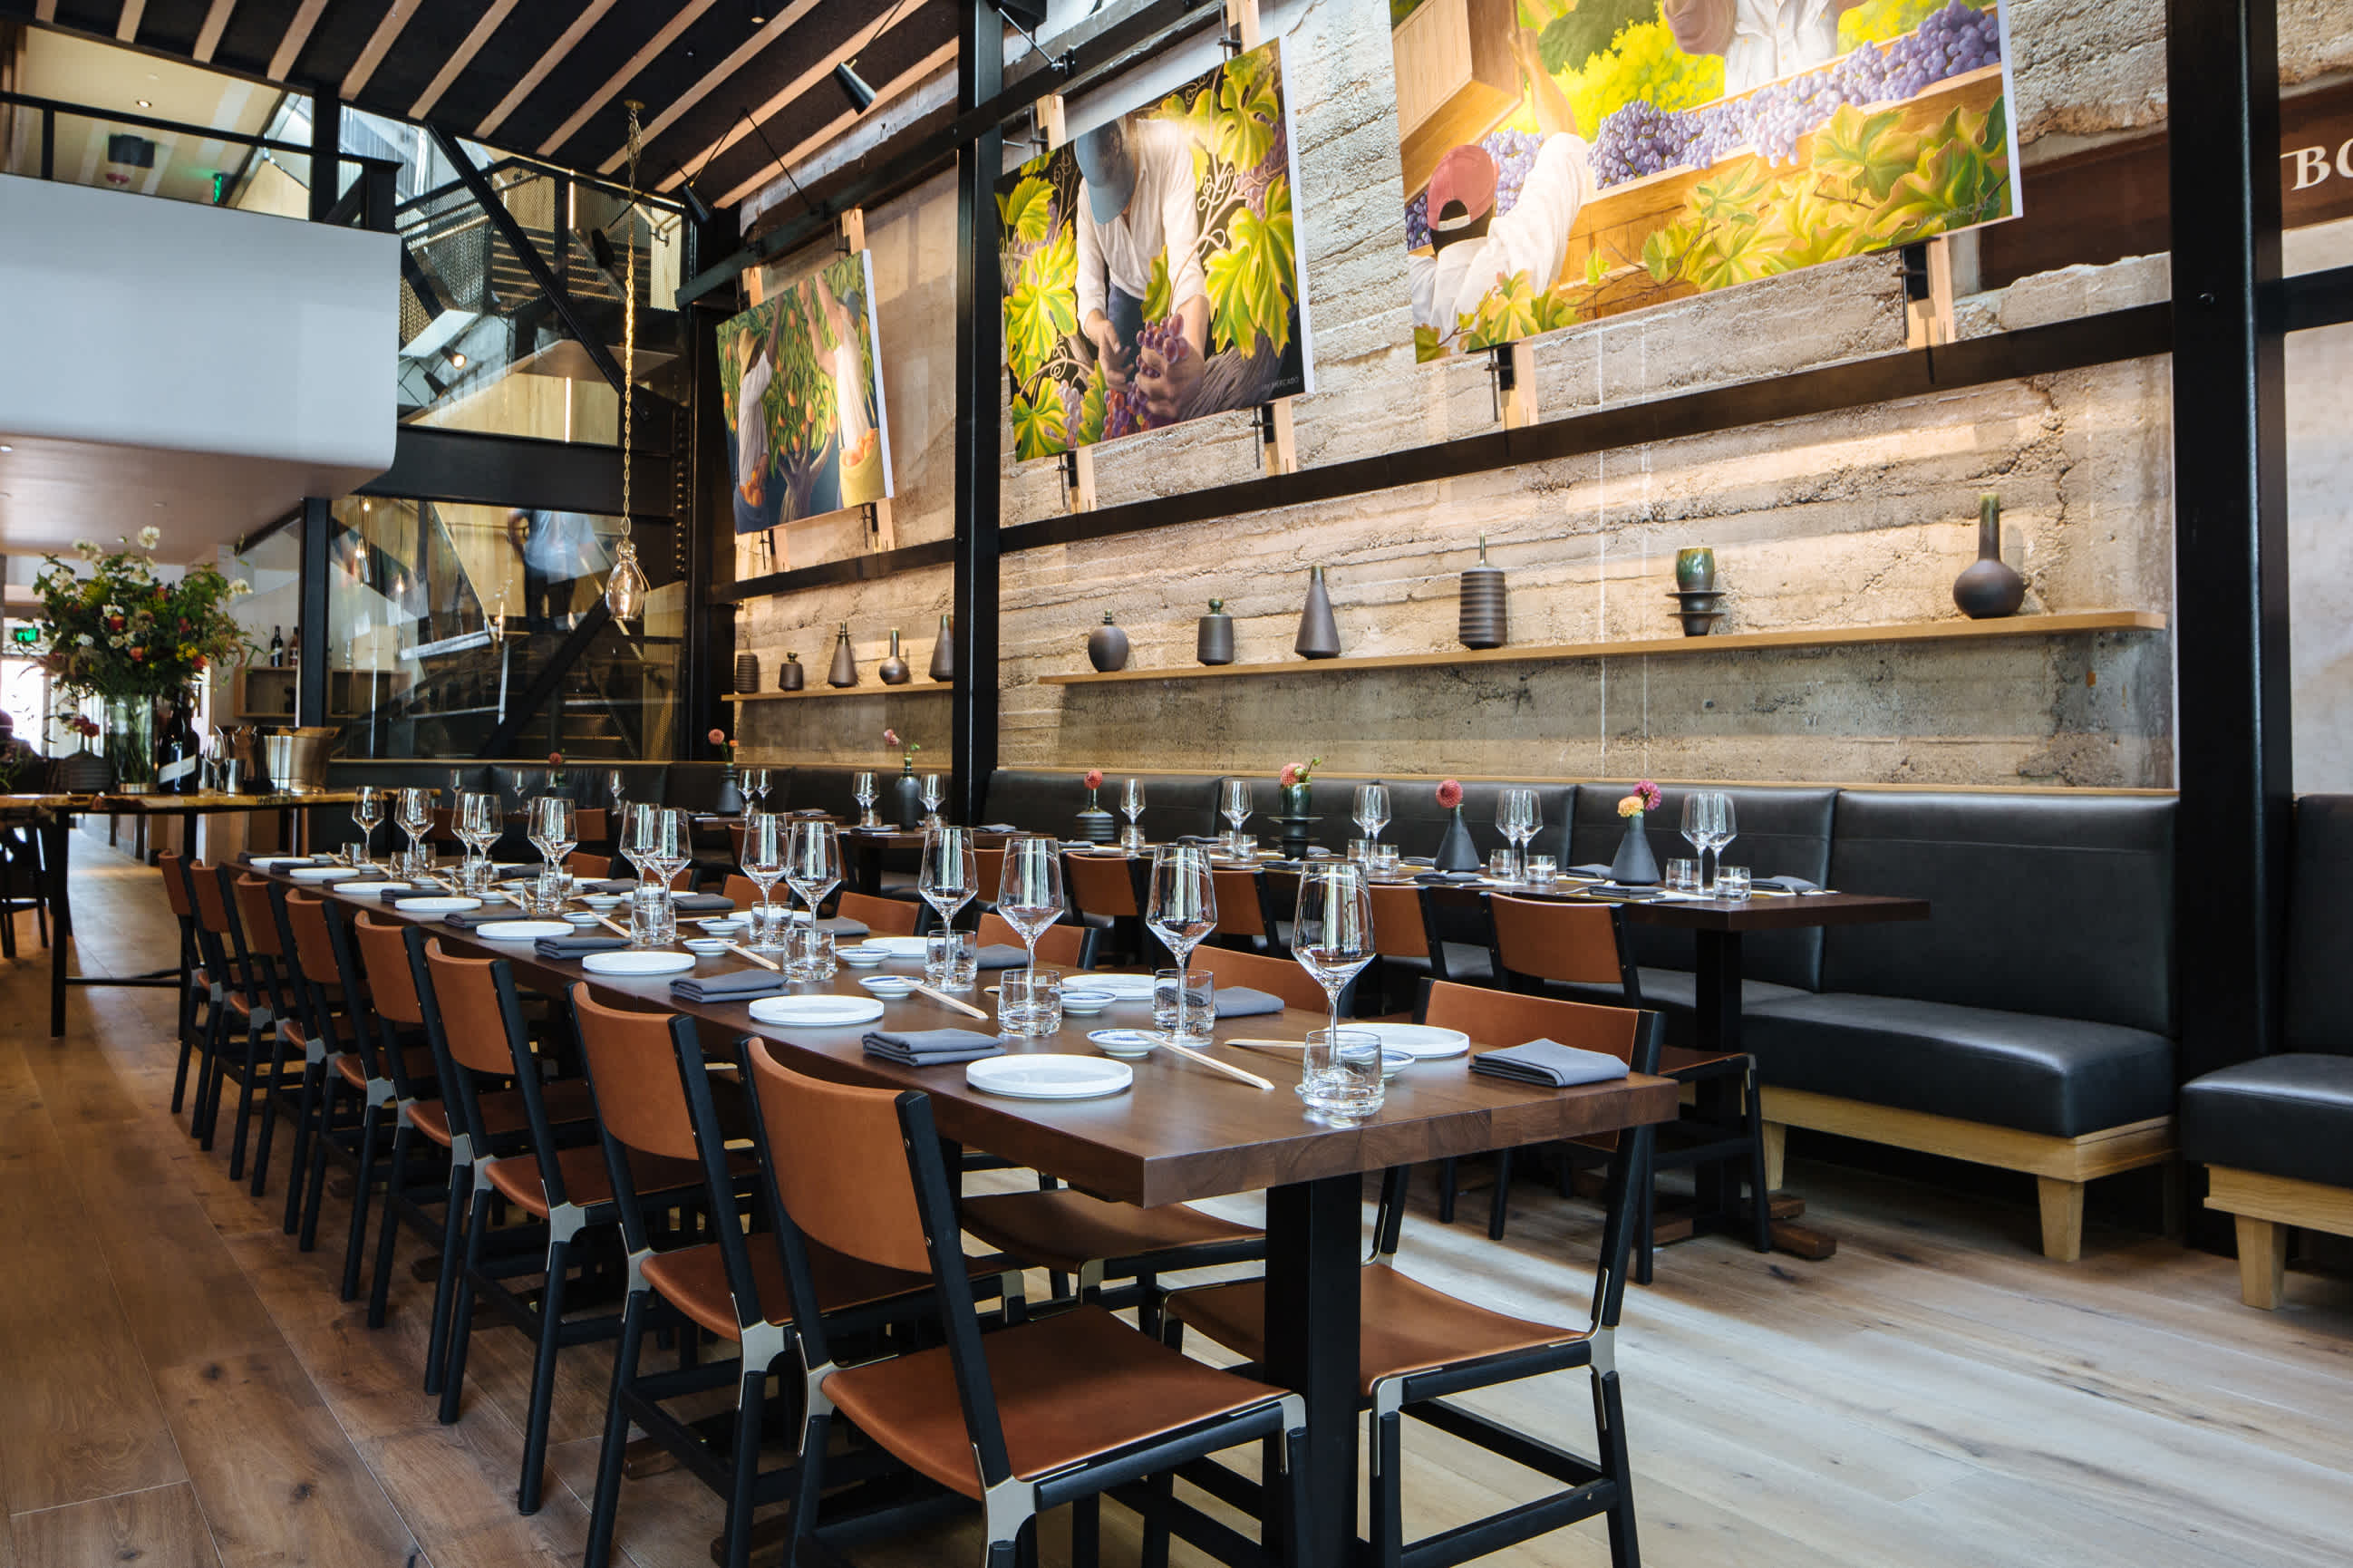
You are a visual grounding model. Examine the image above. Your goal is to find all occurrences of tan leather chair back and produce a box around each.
[353,911,425,1025]
[421,939,522,1077]
[1191,944,1325,1012]
[745,1040,932,1275]
[571,982,700,1163]
[1488,895,1625,988]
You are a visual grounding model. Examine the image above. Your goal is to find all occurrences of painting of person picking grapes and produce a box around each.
[1393,0,2019,363]
[718,249,894,533]
[997,37,1312,460]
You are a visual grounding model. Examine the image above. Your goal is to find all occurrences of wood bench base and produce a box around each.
[1759,1088,2175,1262]
[2203,1166,2353,1309]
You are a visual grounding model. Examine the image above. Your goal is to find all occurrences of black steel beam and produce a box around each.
[2284,262,2353,333]
[950,0,1005,825]
[431,126,631,396]
[296,497,331,728]
[307,86,340,224]
[715,538,959,603]
[684,303,729,758]
[358,427,677,518]
[480,600,615,757]
[2169,0,2290,1083]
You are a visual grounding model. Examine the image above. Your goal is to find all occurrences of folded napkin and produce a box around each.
[582,877,639,894]
[1175,835,1221,846]
[818,916,871,940]
[1213,986,1285,1019]
[242,853,323,866]
[975,944,1031,970]
[1471,1039,1632,1089]
[1568,864,1615,879]
[441,909,511,930]
[533,934,631,960]
[978,823,1022,834]
[1401,856,1436,866]
[671,969,788,1003]
[1755,875,1821,894]
[862,1027,1006,1065]
[671,893,734,914]
[1413,871,1483,886]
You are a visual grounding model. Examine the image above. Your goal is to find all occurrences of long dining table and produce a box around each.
[260,863,1679,1567]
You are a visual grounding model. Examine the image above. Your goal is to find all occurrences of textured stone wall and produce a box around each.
[728,0,2243,788]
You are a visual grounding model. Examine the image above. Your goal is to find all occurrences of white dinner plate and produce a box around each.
[395,895,481,915]
[347,881,413,897]
[747,994,886,1028]
[287,866,363,882]
[856,936,931,959]
[967,1054,1133,1099]
[1355,1023,1470,1060]
[474,920,572,941]
[246,856,311,868]
[582,950,697,976]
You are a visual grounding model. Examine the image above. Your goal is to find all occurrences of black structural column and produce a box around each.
[295,497,331,728]
[950,0,1004,824]
[2169,0,2290,1082]
[306,87,340,221]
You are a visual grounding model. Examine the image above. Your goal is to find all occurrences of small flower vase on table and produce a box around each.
[1074,769,1117,844]
[891,759,925,831]
[1608,781,1665,885]
[1433,807,1480,872]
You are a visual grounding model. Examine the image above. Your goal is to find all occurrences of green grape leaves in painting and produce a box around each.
[1076,361,1109,446]
[1868,106,2009,243]
[999,173,1055,245]
[1537,0,1661,76]
[1011,382,1068,461]
[1143,248,1172,324]
[1215,50,1279,170]
[1004,225,1077,388]
[1812,105,1920,201]
[1204,176,1295,357]
[1459,270,1540,352]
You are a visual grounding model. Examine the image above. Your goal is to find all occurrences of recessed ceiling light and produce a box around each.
[136,99,151,108]
[0,444,13,452]
[153,501,165,508]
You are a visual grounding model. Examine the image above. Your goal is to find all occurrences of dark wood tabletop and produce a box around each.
[266,867,1678,1210]
[1498,886,1932,932]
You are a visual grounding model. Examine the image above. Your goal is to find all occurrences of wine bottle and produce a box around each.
[267,626,285,667]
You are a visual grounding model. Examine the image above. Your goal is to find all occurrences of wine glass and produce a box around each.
[920,773,945,828]
[994,835,1065,981]
[616,801,651,886]
[1145,845,1217,1049]
[741,768,770,810]
[606,769,628,816]
[1707,793,1738,890]
[1351,783,1390,845]
[396,787,433,877]
[1220,779,1253,847]
[741,811,786,945]
[1680,795,1712,889]
[1494,789,1529,881]
[918,826,977,934]
[1502,787,1541,880]
[852,771,879,828]
[1293,861,1375,1095]
[531,796,577,888]
[781,822,843,961]
[1119,779,1147,844]
[352,785,383,865]
[457,791,499,891]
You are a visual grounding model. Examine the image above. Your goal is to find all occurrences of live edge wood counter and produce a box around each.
[266,866,1675,1568]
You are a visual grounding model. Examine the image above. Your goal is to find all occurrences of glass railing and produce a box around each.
[1,96,316,216]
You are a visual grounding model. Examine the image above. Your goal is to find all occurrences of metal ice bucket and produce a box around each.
[261,727,337,795]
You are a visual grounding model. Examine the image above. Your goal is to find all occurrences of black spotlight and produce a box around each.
[679,179,715,228]
[833,60,876,113]
[588,226,619,278]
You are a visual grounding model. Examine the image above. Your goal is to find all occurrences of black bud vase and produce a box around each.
[1088,612,1130,673]
[778,653,804,691]
[1458,536,1506,649]
[1295,564,1341,660]
[1609,817,1661,886]
[1952,494,2026,619]
[1433,808,1480,872]
[928,614,954,682]
[890,760,923,830]
[878,629,911,685]
[1197,599,1235,665]
[827,623,858,687]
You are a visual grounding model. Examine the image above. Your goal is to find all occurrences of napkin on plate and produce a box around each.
[861,1027,1006,1065]
[1413,871,1483,886]
[1754,875,1821,894]
[974,944,1032,970]
[671,893,734,914]
[1568,864,1616,879]
[1213,986,1285,1018]
[1401,856,1437,866]
[978,823,1022,834]
[533,934,632,960]
[441,909,511,930]
[581,878,638,895]
[1471,1039,1632,1088]
[671,969,788,1003]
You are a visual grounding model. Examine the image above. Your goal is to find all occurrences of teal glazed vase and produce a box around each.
[1675,548,1717,592]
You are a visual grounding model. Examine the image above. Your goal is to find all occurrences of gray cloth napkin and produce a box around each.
[441,909,512,929]
[672,893,734,914]
[1568,864,1616,878]
[1755,875,1821,894]
[671,968,787,1002]
[534,934,631,960]
[582,877,638,894]
[978,823,1022,834]
[1214,986,1285,1018]
[862,1027,1006,1065]
[818,916,871,940]
[1414,871,1482,885]
[975,944,1031,970]
[1471,1039,1632,1089]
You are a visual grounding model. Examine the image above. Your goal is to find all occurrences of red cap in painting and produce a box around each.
[1428,144,1498,231]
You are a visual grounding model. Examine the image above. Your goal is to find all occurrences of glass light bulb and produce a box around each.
[604,538,647,623]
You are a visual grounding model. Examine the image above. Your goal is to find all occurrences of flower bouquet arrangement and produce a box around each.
[1609,779,1665,885]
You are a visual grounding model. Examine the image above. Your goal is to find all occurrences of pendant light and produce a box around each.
[604,101,649,626]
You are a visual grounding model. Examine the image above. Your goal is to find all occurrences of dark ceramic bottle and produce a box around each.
[827,623,858,687]
[778,652,804,691]
[1952,494,2026,619]
[1087,612,1130,673]
[1296,564,1341,659]
[878,629,911,685]
[1197,599,1235,665]
[928,614,954,682]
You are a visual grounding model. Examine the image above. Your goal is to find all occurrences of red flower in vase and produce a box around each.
[1082,768,1103,790]
[1436,779,1464,809]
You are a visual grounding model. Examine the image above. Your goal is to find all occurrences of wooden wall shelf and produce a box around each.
[724,684,953,703]
[1035,611,2168,687]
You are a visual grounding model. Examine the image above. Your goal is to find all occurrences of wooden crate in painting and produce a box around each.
[1394,0,1520,201]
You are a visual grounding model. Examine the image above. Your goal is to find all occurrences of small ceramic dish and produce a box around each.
[583,894,625,909]
[837,947,890,967]
[1059,991,1116,1016]
[681,938,731,957]
[858,975,918,997]
[1380,1048,1413,1080]
[697,917,748,936]
[1087,1028,1159,1057]
[562,911,605,928]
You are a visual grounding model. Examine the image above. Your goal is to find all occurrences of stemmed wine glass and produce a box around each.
[994,835,1065,981]
[615,801,651,886]
[530,796,577,893]
[457,791,499,892]
[396,787,433,877]
[920,773,945,828]
[627,807,692,946]
[919,825,978,938]
[1680,792,1737,892]
[1352,783,1390,846]
[606,769,628,817]
[1119,779,1147,846]
[1497,787,1540,881]
[782,822,843,965]
[1293,861,1376,1099]
[741,768,770,810]
[1146,845,1217,1049]
[741,811,787,947]
[352,785,384,866]
[1220,779,1253,848]
[852,771,879,828]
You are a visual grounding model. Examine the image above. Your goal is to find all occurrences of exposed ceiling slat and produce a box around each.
[711,39,954,209]
[536,0,714,157]
[34,1,56,23]
[191,0,234,62]
[473,0,613,139]
[265,0,328,83]
[115,0,142,42]
[595,0,820,176]
[657,4,924,193]
[340,0,423,100]
[408,0,512,118]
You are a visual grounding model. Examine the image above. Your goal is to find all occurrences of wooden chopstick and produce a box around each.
[1160,1040,1275,1090]
[1225,1038,1307,1049]
[724,942,781,972]
[595,914,630,936]
[910,982,990,1021]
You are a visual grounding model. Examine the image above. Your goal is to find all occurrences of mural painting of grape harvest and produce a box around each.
[997,37,1312,460]
[719,249,894,533]
[1392,0,2019,363]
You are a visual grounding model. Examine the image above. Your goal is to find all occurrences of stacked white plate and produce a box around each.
[966,1055,1132,1099]
[747,994,886,1028]
[1352,1023,1470,1060]
[582,950,696,976]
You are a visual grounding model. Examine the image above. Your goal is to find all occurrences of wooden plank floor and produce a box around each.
[5,841,2348,1567]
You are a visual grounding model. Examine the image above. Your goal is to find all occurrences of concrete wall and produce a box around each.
[724,0,2353,788]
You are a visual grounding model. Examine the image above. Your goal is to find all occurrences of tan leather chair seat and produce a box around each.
[959,1188,1262,1276]
[479,1142,702,1218]
[403,1078,595,1147]
[333,1046,435,1090]
[821,1305,1287,1498]
[1167,1264,1584,1397]
[639,1234,942,1341]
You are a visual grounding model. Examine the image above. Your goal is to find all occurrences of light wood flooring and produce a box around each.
[3,841,2349,1568]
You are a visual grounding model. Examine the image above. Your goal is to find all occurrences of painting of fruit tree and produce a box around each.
[1392,0,2019,363]
[718,249,894,533]
[997,36,1312,460]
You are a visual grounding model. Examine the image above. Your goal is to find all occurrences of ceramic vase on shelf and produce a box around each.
[1295,565,1341,659]
[1675,547,1717,592]
[878,629,911,685]
[1075,789,1118,844]
[1669,547,1727,636]
[1433,807,1480,872]
[734,653,760,693]
[890,759,924,830]
[827,623,858,687]
[1609,815,1661,886]
[1088,613,1130,673]
[778,653,804,692]
[928,615,954,682]
[1458,536,1507,649]
[1952,493,2026,618]
[1197,599,1235,665]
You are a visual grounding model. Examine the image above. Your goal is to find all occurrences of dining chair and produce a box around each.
[1365,880,1428,1012]
[1157,981,1661,1568]
[157,849,210,1116]
[973,842,1007,912]
[184,866,286,1174]
[836,887,919,936]
[741,1040,1311,1568]
[573,986,1022,1568]
[337,910,448,1300]
[417,935,692,1515]
[266,885,358,1237]
[232,872,316,1196]
[1061,848,1145,961]
[567,850,613,879]
[1206,865,1280,953]
[1187,940,1335,1013]
[1486,893,1772,1277]
[976,909,1099,970]
[1414,883,1500,985]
